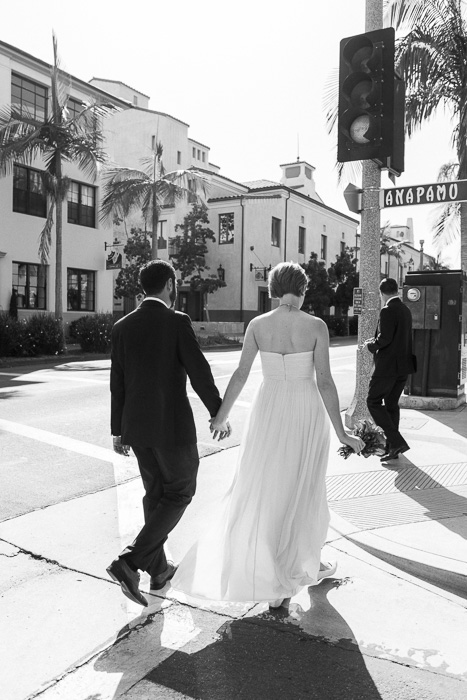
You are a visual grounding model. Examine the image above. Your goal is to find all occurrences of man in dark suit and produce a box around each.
[364,277,416,462]
[107,260,225,606]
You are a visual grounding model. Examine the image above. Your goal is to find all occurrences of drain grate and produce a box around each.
[326,462,467,529]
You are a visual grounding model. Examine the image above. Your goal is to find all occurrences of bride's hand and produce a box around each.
[340,432,365,454]
[210,417,232,441]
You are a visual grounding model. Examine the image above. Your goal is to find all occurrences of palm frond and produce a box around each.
[437,160,459,181]
[100,170,151,222]
[430,200,460,249]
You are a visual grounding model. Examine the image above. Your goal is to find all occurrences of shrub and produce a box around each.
[0,313,25,356]
[0,312,65,357]
[25,314,66,355]
[71,313,114,352]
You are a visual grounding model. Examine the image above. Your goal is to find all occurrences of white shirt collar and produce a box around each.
[385,295,400,305]
[143,296,168,308]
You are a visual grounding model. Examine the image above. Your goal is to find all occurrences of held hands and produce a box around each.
[210,417,232,441]
[340,432,365,455]
[112,436,130,457]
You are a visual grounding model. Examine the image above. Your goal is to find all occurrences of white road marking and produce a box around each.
[0,418,116,463]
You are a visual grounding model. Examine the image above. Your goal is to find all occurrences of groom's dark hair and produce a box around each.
[379,277,398,295]
[140,259,176,295]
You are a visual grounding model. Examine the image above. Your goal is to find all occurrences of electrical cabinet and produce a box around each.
[403,270,467,399]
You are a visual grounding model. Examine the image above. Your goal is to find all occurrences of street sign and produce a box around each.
[382,180,467,208]
[353,287,363,315]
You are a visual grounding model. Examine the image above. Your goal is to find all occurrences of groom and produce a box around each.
[364,277,416,462]
[107,259,224,606]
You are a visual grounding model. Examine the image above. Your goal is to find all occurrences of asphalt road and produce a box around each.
[0,339,358,522]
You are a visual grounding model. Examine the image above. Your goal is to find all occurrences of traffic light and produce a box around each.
[337,27,404,174]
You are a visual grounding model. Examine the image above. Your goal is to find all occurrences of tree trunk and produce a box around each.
[151,190,159,260]
[55,162,63,322]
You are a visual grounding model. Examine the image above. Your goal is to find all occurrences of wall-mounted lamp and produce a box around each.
[217,264,225,282]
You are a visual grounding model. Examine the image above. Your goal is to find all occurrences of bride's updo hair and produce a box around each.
[268,261,308,299]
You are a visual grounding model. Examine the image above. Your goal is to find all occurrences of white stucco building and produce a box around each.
[0,40,359,326]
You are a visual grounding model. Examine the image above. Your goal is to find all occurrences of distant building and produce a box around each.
[0,40,359,325]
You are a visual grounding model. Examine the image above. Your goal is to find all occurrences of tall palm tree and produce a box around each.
[0,34,116,320]
[386,0,467,269]
[100,141,209,259]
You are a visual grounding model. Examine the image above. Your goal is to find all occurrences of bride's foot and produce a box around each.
[317,560,337,582]
[269,599,284,609]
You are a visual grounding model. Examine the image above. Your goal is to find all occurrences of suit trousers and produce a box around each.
[120,443,199,577]
[367,373,408,450]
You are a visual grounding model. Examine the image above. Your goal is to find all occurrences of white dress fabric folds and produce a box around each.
[171,350,331,602]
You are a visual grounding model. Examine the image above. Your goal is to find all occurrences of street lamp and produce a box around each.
[419,240,424,270]
[408,257,414,272]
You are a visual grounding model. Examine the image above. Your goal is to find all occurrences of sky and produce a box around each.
[1,0,460,266]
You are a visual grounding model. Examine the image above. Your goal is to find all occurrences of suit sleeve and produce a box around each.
[367,307,396,354]
[177,314,222,417]
[110,325,125,435]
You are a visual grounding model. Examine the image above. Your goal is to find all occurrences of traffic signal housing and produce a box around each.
[337,27,405,174]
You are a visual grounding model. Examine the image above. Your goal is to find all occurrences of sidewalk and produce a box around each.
[1,403,466,699]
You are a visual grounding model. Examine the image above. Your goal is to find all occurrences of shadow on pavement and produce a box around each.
[91,583,383,700]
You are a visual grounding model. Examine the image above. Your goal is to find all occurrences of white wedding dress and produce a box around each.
[171,350,331,602]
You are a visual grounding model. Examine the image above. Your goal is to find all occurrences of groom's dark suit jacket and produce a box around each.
[367,297,416,377]
[110,300,221,448]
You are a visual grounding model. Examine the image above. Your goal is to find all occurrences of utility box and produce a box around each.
[403,270,467,407]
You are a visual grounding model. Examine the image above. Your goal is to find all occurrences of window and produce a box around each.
[323,224,326,232]
[67,97,83,120]
[271,217,281,247]
[192,147,196,157]
[202,152,206,163]
[320,234,327,261]
[177,151,182,165]
[341,241,346,254]
[298,226,306,254]
[158,220,167,249]
[305,167,313,179]
[285,166,300,178]
[11,74,47,121]
[152,135,156,150]
[219,213,234,244]
[197,149,201,159]
[13,165,47,217]
[12,262,47,310]
[67,181,96,227]
[133,95,138,106]
[67,268,95,311]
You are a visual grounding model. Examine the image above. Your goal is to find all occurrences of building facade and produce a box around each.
[0,41,129,323]
[0,40,360,326]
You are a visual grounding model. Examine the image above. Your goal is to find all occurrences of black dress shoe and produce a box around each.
[380,444,409,461]
[107,558,148,607]
[150,562,178,590]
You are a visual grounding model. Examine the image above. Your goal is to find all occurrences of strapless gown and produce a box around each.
[171,350,331,601]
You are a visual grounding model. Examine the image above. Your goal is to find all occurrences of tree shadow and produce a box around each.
[89,583,383,700]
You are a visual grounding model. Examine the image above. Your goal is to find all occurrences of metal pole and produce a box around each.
[345,0,383,428]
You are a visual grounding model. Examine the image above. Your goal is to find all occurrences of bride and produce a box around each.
[171,261,364,608]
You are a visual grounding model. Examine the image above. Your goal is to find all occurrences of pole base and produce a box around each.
[399,393,466,411]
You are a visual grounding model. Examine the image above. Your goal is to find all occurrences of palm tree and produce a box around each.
[385,0,467,269]
[0,34,116,320]
[100,141,209,259]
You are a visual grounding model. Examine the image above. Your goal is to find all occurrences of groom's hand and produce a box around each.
[112,436,130,456]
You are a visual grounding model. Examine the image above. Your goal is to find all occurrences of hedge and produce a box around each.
[0,312,65,357]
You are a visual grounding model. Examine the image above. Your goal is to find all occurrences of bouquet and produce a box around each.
[337,419,386,459]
